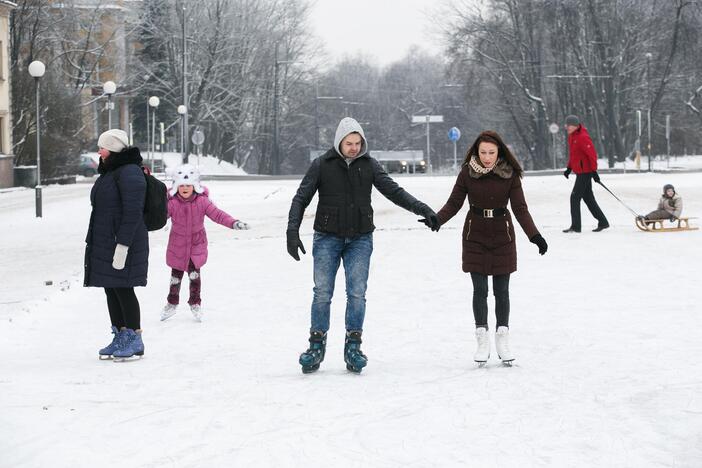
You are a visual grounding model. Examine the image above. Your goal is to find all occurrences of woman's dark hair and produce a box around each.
[463,130,523,178]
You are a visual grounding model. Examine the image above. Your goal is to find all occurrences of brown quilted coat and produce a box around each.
[437,159,540,275]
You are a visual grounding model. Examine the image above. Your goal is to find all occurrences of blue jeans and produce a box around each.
[310,232,373,332]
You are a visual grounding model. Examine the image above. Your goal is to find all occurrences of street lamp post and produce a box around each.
[448,127,461,171]
[145,95,150,162]
[148,96,160,172]
[28,60,45,218]
[182,3,189,165]
[177,105,187,163]
[645,52,653,172]
[273,42,281,175]
[411,114,444,174]
[548,122,560,169]
[103,80,116,130]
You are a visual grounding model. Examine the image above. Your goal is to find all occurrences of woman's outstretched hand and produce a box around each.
[418,209,441,232]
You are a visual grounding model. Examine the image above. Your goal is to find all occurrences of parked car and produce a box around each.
[79,154,99,177]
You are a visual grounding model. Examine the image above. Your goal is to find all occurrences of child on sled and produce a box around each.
[639,184,682,222]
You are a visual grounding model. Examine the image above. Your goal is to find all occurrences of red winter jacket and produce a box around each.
[567,125,598,174]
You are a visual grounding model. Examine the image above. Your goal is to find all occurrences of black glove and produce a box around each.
[418,209,440,232]
[530,234,548,255]
[669,216,676,222]
[563,168,572,179]
[286,230,306,261]
[592,171,601,183]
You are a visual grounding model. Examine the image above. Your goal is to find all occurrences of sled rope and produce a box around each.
[596,181,642,217]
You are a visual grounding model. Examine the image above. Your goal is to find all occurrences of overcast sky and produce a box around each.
[309,0,448,66]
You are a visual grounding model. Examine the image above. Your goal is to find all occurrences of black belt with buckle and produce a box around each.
[470,206,507,218]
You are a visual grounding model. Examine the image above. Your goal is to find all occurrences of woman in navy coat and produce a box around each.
[84,129,148,360]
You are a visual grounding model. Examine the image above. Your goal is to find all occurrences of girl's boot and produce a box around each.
[161,303,177,321]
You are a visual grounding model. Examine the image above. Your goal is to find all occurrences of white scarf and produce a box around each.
[469,156,494,175]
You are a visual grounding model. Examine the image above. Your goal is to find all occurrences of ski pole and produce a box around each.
[596,180,642,217]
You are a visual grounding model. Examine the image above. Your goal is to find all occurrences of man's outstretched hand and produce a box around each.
[418,209,441,232]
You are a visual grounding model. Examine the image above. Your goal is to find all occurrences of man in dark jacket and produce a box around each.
[287,117,439,374]
[563,115,609,233]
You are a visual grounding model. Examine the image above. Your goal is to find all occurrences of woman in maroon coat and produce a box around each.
[433,131,547,365]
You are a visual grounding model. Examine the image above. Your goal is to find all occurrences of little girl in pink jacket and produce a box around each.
[161,164,248,322]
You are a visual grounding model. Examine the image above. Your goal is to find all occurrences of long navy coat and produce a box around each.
[84,147,149,288]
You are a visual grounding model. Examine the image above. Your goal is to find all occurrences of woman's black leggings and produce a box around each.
[104,287,141,330]
[470,273,510,329]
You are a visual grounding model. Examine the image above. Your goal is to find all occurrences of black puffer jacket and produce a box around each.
[84,147,149,288]
[287,149,432,237]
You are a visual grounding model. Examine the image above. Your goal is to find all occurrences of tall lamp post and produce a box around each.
[272,42,281,175]
[411,114,444,174]
[177,105,187,163]
[103,80,116,130]
[181,3,189,165]
[645,52,652,172]
[148,96,160,172]
[28,60,45,218]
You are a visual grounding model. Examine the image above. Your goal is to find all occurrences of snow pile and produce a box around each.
[599,154,702,171]
[160,152,247,175]
[81,151,247,175]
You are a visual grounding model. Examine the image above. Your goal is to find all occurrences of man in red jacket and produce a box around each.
[563,115,609,233]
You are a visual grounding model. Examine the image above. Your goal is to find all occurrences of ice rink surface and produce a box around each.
[1,170,701,467]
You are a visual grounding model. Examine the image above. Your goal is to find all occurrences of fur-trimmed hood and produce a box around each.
[97,147,143,175]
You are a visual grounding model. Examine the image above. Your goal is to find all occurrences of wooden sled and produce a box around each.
[635,216,698,232]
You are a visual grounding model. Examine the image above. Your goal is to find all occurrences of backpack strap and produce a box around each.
[111,163,146,206]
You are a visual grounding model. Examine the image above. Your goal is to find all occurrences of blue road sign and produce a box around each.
[448,127,461,142]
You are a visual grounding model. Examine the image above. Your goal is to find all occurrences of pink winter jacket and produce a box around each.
[166,187,237,271]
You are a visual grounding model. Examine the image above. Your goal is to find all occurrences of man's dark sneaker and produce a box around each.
[592,223,610,232]
[562,227,581,233]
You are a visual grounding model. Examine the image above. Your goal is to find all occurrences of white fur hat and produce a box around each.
[97,129,129,153]
[169,164,204,196]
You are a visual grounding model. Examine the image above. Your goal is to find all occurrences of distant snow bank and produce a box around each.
[82,152,247,175]
[599,155,702,171]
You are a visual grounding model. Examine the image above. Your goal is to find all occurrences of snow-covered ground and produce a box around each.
[1,170,701,467]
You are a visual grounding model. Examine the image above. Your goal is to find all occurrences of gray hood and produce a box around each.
[333,117,368,157]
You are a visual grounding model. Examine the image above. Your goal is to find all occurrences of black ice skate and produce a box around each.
[344,331,368,374]
[299,331,327,374]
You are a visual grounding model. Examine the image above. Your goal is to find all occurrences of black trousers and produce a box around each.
[470,273,510,328]
[570,173,608,230]
[105,287,141,330]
